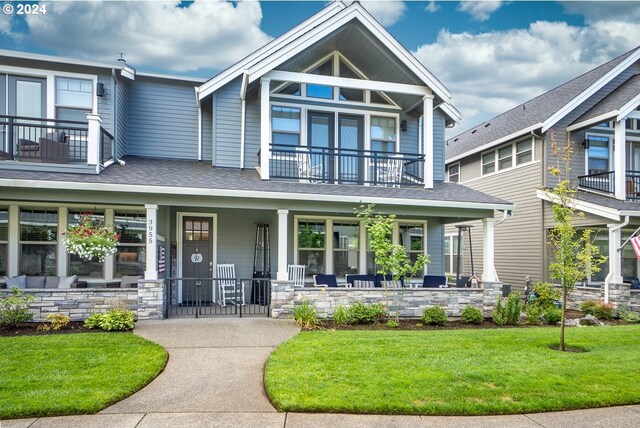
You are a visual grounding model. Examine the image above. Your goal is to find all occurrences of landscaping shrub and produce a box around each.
[293,299,317,329]
[579,300,614,320]
[492,296,507,326]
[386,320,399,328]
[100,308,136,331]
[619,308,640,323]
[543,307,562,325]
[84,313,104,329]
[505,293,522,325]
[346,303,387,324]
[529,282,561,309]
[332,305,349,326]
[0,289,35,328]
[422,306,447,326]
[38,314,70,331]
[461,305,483,324]
[524,304,542,325]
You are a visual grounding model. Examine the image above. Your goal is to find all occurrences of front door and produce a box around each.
[338,114,364,184]
[182,217,213,303]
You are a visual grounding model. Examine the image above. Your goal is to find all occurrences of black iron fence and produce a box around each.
[164,277,271,318]
[270,144,424,186]
[626,171,640,201]
[577,171,614,194]
[0,115,88,163]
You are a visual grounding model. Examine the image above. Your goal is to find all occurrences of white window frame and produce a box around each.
[0,207,7,276]
[18,207,58,277]
[584,132,613,175]
[271,105,301,147]
[447,162,460,183]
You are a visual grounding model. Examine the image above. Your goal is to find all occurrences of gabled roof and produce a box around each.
[569,74,640,130]
[446,46,640,163]
[197,1,460,122]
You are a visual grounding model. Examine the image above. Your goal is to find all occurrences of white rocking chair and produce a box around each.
[288,264,306,288]
[216,263,244,306]
[296,149,323,183]
[377,155,404,187]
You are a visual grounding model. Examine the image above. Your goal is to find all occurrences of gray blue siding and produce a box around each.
[427,219,444,275]
[214,77,242,167]
[244,97,261,168]
[97,74,113,135]
[433,109,445,181]
[202,102,213,162]
[399,113,418,154]
[127,77,198,159]
[115,79,128,160]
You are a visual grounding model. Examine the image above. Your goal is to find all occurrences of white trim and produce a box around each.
[277,209,289,281]
[567,111,618,132]
[543,48,640,132]
[265,70,430,97]
[176,212,218,287]
[196,89,202,161]
[619,93,640,121]
[446,123,543,164]
[536,189,621,221]
[479,137,535,178]
[446,161,460,183]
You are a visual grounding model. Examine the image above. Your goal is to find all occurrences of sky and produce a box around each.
[1,0,639,136]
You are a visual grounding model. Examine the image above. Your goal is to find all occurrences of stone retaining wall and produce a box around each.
[0,288,138,322]
[558,285,603,311]
[271,281,505,319]
[137,280,165,320]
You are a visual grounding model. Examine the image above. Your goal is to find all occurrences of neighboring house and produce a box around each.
[445,45,640,297]
[0,2,513,306]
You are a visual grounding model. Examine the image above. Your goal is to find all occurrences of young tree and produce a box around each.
[356,203,430,322]
[546,132,606,351]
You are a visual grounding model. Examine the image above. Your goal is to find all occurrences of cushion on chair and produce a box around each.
[4,275,26,289]
[423,275,447,288]
[376,274,404,288]
[45,276,60,288]
[58,275,78,289]
[314,274,338,287]
[26,276,46,288]
[623,276,640,290]
[121,275,142,288]
[346,274,377,287]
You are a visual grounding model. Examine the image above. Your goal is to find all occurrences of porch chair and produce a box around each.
[216,263,244,306]
[296,148,323,183]
[288,264,306,288]
[313,274,338,287]
[377,154,404,187]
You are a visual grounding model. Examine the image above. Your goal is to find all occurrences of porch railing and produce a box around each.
[100,127,114,164]
[0,114,89,163]
[577,170,640,201]
[269,144,424,186]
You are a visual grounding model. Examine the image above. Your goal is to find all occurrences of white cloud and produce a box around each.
[457,1,504,22]
[413,19,640,135]
[343,1,406,27]
[425,2,441,14]
[23,0,271,73]
[0,13,11,34]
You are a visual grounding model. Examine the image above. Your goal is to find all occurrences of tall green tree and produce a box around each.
[356,204,430,322]
[546,133,606,351]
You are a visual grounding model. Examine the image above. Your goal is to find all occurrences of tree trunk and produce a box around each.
[560,287,567,351]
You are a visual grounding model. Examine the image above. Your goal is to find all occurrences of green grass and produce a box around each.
[0,333,167,419]
[265,325,640,415]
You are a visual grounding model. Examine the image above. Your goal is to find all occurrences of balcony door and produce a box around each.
[8,76,46,118]
[338,114,364,184]
[629,142,640,171]
[308,111,334,182]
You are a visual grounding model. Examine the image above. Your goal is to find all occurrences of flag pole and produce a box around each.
[618,226,640,252]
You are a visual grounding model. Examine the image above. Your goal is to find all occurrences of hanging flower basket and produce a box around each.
[63,213,120,262]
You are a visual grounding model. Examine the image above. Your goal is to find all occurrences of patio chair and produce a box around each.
[216,263,244,306]
[422,275,447,288]
[346,274,377,288]
[296,148,323,183]
[313,274,338,287]
[288,264,306,288]
[377,155,404,187]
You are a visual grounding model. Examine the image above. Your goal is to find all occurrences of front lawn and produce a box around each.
[265,325,640,415]
[0,333,167,419]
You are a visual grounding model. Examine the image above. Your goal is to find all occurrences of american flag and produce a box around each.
[631,235,640,260]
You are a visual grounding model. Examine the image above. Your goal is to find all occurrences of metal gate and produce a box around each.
[164,277,271,318]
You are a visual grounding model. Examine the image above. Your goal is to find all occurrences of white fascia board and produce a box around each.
[264,70,429,96]
[246,5,453,104]
[619,210,640,217]
[136,71,207,83]
[0,178,514,212]
[0,48,116,70]
[618,93,640,121]
[198,2,345,100]
[439,103,462,124]
[566,111,618,132]
[542,48,640,133]
[536,189,620,221]
[446,123,543,164]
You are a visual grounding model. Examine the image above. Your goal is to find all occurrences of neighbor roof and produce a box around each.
[446,46,640,162]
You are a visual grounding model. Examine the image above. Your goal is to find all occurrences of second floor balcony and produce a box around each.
[578,170,640,202]
[269,144,425,187]
[0,114,113,172]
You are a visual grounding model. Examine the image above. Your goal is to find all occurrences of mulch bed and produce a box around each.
[0,321,101,337]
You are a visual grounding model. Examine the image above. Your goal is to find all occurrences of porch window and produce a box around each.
[444,235,460,274]
[114,212,146,277]
[587,136,610,174]
[19,208,57,276]
[516,141,533,165]
[482,152,495,175]
[56,77,92,121]
[271,106,301,147]
[298,221,326,278]
[399,224,424,266]
[333,222,359,277]
[68,210,104,278]
[448,163,459,183]
[0,208,7,276]
[371,116,396,153]
[498,146,513,170]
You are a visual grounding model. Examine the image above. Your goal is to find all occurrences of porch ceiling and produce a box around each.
[0,157,513,212]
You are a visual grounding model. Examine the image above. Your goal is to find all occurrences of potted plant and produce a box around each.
[63,213,120,262]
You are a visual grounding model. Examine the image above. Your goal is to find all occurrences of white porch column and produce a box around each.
[614,119,627,200]
[57,206,68,277]
[482,217,498,282]
[8,205,19,276]
[422,94,434,189]
[144,204,158,280]
[277,209,289,281]
[86,114,102,169]
[104,209,115,280]
[606,224,623,302]
[260,78,271,180]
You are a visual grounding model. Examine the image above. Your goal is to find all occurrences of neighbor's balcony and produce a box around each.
[578,170,640,201]
[269,144,424,187]
[0,114,113,170]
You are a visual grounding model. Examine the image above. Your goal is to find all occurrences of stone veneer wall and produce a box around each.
[630,290,640,311]
[0,288,138,322]
[137,280,165,320]
[271,281,505,319]
[554,283,640,313]
[559,286,603,311]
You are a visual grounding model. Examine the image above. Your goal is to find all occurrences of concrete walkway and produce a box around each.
[3,318,640,427]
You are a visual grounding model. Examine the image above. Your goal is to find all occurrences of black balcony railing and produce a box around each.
[269,144,425,186]
[0,115,88,163]
[100,127,114,164]
[578,170,640,201]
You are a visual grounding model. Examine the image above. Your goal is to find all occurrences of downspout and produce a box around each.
[488,209,512,282]
[195,87,202,161]
[111,68,118,161]
[604,215,629,303]
[240,70,249,169]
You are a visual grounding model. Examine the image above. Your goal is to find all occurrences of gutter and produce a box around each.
[604,216,629,303]
[195,87,202,161]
